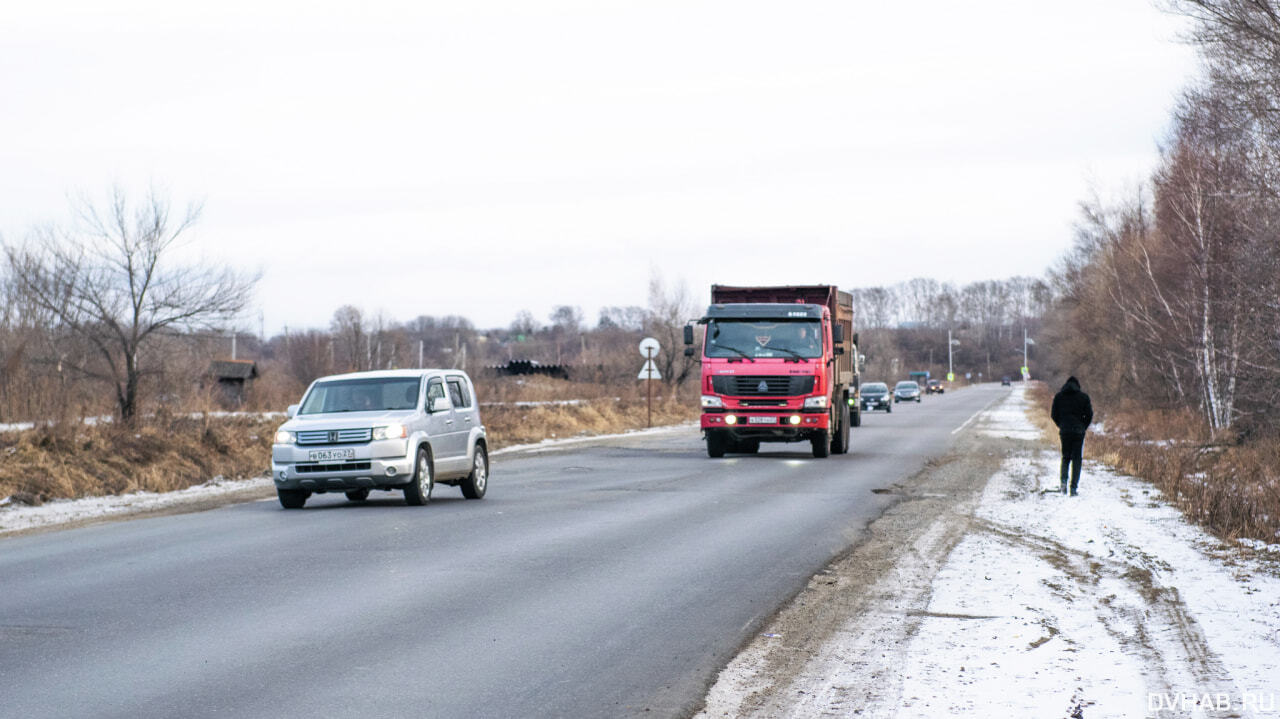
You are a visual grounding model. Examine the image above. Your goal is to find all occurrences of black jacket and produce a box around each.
[1051,377,1093,435]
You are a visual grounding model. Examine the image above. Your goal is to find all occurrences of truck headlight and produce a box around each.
[802,395,828,409]
[373,424,407,440]
[274,430,295,445]
[701,395,724,408]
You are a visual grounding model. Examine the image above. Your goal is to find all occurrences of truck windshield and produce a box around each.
[705,320,823,359]
[299,377,421,414]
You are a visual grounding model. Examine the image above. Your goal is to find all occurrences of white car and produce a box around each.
[893,381,922,403]
[271,369,489,508]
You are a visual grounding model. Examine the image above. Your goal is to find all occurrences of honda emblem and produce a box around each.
[329,431,340,443]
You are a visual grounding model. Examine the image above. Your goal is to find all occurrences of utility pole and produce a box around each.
[948,329,953,378]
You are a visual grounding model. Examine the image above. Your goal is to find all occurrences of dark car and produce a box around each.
[1001,376,1012,386]
[926,379,944,395]
[894,381,922,403]
[860,382,892,413]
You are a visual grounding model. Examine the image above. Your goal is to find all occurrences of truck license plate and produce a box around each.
[308,448,355,461]
[747,416,776,424]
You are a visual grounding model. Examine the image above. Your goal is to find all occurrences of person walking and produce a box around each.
[1050,376,1093,496]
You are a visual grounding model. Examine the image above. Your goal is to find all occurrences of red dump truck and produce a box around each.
[683,285,859,458]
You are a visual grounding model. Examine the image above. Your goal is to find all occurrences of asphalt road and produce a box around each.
[0,384,1008,719]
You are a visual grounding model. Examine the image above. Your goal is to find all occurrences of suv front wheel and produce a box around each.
[404,446,434,506]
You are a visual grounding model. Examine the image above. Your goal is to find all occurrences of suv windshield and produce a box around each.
[705,320,823,359]
[299,377,421,414]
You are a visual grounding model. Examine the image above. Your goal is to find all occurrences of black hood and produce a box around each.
[1060,376,1081,393]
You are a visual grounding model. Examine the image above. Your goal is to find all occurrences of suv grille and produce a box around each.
[296,461,372,474]
[712,375,815,397]
[296,429,373,445]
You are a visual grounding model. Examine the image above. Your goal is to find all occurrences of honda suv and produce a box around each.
[271,370,489,508]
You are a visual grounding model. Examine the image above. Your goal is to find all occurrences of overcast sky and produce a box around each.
[0,1,1199,333]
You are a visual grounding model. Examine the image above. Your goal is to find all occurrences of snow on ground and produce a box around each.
[699,385,1280,718]
[0,476,274,536]
[0,423,696,536]
[894,392,1280,718]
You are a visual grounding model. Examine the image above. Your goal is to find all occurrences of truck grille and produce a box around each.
[712,375,815,396]
[296,429,373,445]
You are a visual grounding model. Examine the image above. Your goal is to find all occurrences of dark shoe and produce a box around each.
[1069,489,1078,497]
[1060,480,1068,495]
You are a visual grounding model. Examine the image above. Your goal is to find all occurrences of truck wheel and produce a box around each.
[404,446,434,506]
[851,404,862,428]
[345,489,369,502]
[460,443,488,499]
[830,405,849,455]
[277,488,309,509]
[706,431,727,458]
[811,431,830,458]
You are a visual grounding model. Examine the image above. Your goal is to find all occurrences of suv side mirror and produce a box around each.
[430,397,451,413]
[683,324,694,346]
[832,325,844,344]
[286,404,299,418]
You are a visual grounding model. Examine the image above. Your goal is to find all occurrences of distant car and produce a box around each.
[926,379,944,395]
[1001,376,1012,386]
[894,381,922,403]
[860,382,892,413]
[271,369,489,509]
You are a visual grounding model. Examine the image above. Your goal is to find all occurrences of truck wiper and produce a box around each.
[715,344,756,362]
[769,347,808,362]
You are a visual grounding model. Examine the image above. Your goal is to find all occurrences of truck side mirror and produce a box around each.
[684,347,695,357]
[683,324,694,345]
[286,404,299,418]
[852,332,859,347]
[832,325,844,344]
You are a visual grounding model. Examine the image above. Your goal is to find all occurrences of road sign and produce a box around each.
[946,372,954,382]
[639,337,660,357]
[637,360,662,380]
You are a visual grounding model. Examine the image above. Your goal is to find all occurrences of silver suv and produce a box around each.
[271,369,489,509]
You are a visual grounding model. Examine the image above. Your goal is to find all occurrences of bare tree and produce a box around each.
[3,188,258,423]
[645,271,699,388]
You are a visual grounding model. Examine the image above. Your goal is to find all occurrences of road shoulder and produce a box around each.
[696,386,1280,718]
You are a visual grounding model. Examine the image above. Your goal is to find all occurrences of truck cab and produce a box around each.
[687,285,858,459]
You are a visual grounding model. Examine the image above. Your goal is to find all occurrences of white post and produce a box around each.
[418,339,424,368]
[231,332,237,361]
[1023,327,1028,370]
[646,348,654,427]
[947,329,952,377]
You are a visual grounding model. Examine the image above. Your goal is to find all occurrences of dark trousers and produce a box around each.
[1060,431,1085,490]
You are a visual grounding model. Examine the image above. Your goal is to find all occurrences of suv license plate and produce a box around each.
[747,416,776,424]
[308,449,355,461]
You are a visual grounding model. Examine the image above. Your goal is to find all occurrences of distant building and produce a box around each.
[209,359,258,407]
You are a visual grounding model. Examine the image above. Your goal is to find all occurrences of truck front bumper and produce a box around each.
[701,410,829,439]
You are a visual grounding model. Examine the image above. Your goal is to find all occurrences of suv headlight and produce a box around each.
[373,424,407,440]
[274,430,295,445]
[701,395,724,408]
[802,395,829,409]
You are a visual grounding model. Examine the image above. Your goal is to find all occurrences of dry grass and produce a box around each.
[1026,383,1280,544]
[0,379,701,503]
[483,397,698,448]
[0,414,274,504]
